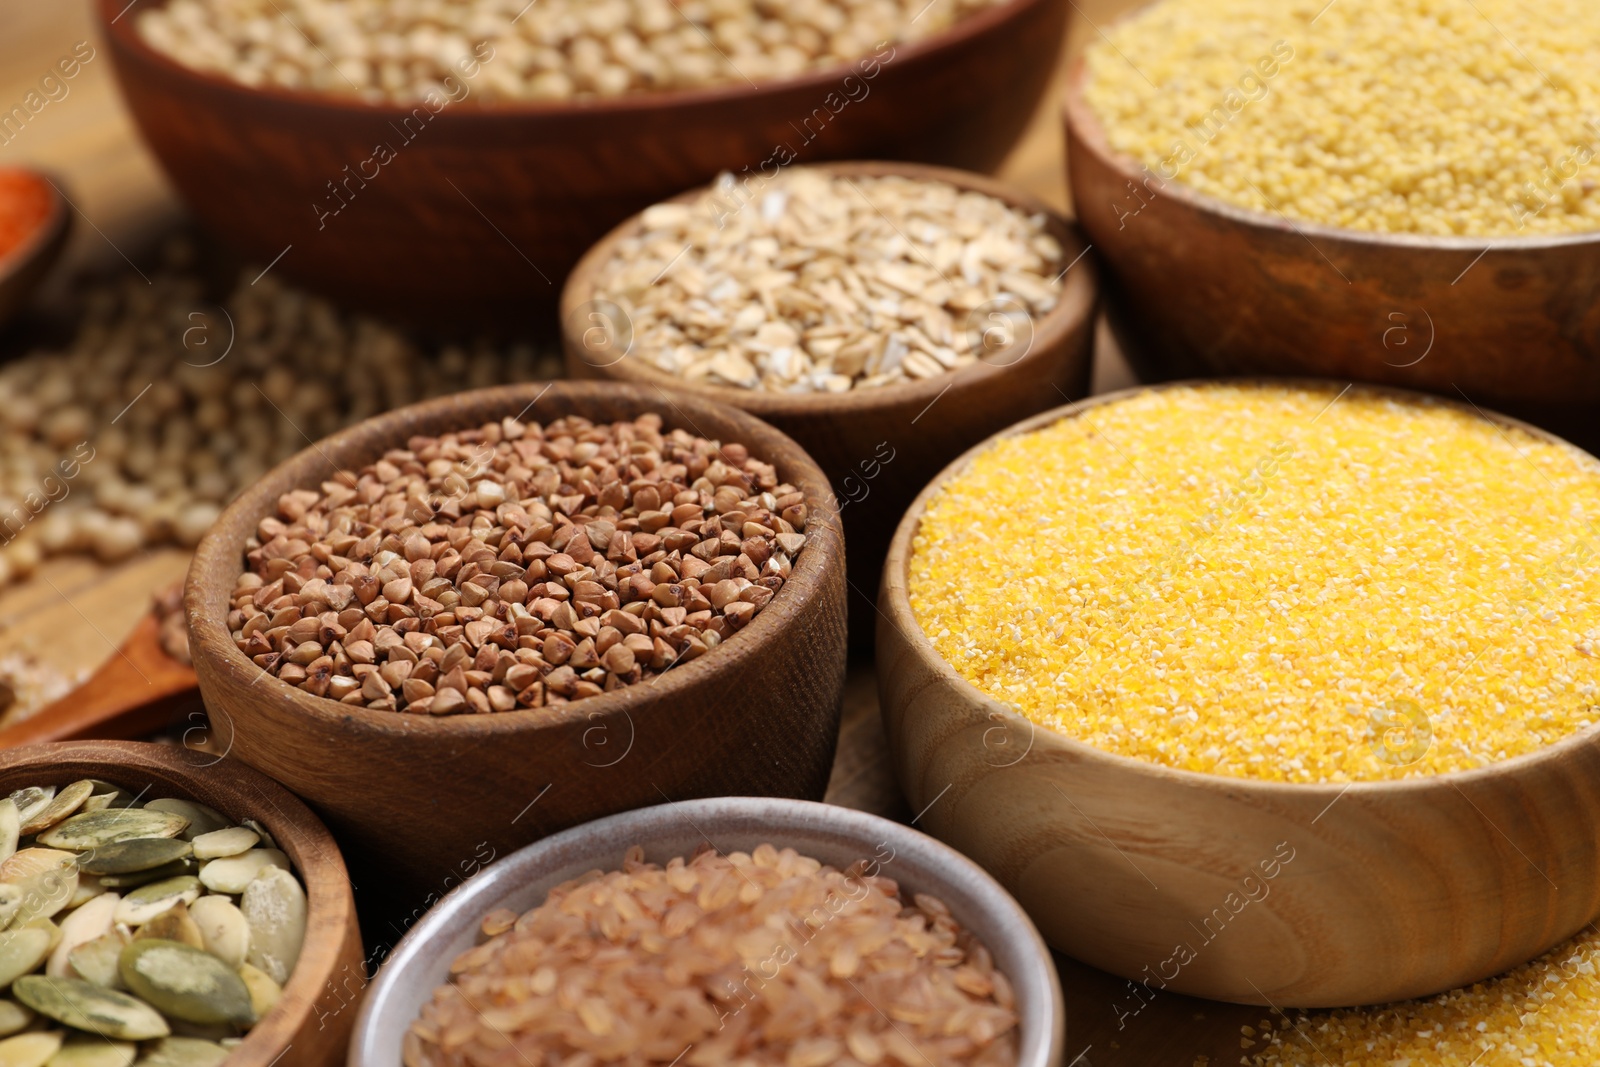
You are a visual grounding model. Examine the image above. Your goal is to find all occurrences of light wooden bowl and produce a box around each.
[878,380,1600,1008]
[0,740,364,1067]
[0,168,70,331]
[563,161,1098,645]
[1062,59,1600,443]
[96,0,1067,325]
[185,382,847,905]
[350,798,1064,1067]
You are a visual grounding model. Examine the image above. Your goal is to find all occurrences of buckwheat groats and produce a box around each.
[1083,0,1600,235]
[228,413,809,712]
[590,170,1065,393]
[405,844,1018,1067]
[907,384,1600,783]
[138,0,1007,103]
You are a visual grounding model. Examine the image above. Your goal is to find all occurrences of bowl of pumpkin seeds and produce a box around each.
[0,741,362,1067]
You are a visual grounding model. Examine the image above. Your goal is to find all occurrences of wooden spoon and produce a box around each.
[0,168,71,331]
[0,612,199,747]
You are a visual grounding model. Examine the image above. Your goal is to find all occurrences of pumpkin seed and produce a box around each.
[239,869,305,987]
[94,863,193,891]
[0,1002,31,1038]
[46,894,118,979]
[0,1032,61,1067]
[114,880,200,928]
[0,886,22,931]
[7,791,53,832]
[196,851,287,896]
[236,962,279,1022]
[0,803,17,868]
[140,805,226,844]
[2,853,78,927]
[65,931,127,990]
[132,907,201,952]
[117,941,252,1027]
[12,976,169,1040]
[185,830,254,864]
[20,784,95,838]
[76,842,192,878]
[77,798,113,815]
[131,1038,226,1067]
[79,785,136,812]
[43,1035,134,1067]
[0,929,52,989]
[38,812,188,853]
[184,900,246,971]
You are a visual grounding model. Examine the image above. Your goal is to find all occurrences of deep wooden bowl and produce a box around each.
[96,0,1067,326]
[0,168,70,331]
[878,379,1600,1008]
[0,740,363,1067]
[563,161,1098,645]
[1062,59,1600,442]
[185,382,847,905]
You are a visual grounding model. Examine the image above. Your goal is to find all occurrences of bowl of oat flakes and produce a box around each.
[562,162,1098,643]
[95,0,1068,325]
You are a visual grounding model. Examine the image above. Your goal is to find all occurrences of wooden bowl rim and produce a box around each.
[98,0,1053,120]
[881,375,1600,799]
[186,380,844,738]
[1060,51,1600,253]
[0,167,71,282]
[559,160,1100,416]
[0,739,356,1067]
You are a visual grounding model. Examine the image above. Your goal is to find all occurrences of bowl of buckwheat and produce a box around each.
[183,381,847,905]
[96,0,1069,324]
[563,161,1098,643]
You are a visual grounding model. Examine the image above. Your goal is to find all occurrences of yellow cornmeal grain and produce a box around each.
[907,385,1600,783]
[1249,923,1600,1066]
[1083,0,1600,236]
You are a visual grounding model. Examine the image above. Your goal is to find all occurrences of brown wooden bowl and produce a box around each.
[185,382,847,905]
[563,161,1098,647]
[1062,58,1600,445]
[0,168,70,332]
[0,740,363,1067]
[96,0,1067,327]
[877,379,1600,1008]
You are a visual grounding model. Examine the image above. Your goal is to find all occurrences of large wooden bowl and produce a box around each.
[1062,60,1600,444]
[185,382,847,905]
[564,162,1098,647]
[0,740,363,1067]
[96,0,1067,325]
[878,380,1600,1008]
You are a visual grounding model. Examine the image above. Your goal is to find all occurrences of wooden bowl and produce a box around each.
[0,740,364,1067]
[877,379,1600,1008]
[96,0,1067,326]
[350,797,1064,1067]
[0,168,70,332]
[1062,59,1600,443]
[563,161,1098,645]
[185,382,847,906]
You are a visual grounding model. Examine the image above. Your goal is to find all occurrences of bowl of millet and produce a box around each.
[878,378,1600,1008]
[1063,0,1600,439]
[95,0,1068,324]
[349,797,1063,1067]
[184,381,847,905]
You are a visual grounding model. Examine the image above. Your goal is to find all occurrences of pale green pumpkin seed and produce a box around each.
[44,1035,135,1067]
[131,1038,227,1067]
[79,785,136,811]
[236,962,279,1022]
[78,798,113,815]
[184,900,247,971]
[46,894,118,979]
[1,852,79,927]
[0,1002,31,1038]
[0,929,53,989]
[38,812,188,853]
[65,931,127,990]
[186,830,255,863]
[7,791,53,832]
[95,863,193,891]
[114,880,200,928]
[0,803,18,868]
[140,804,226,844]
[196,851,287,896]
[0,886,23,931]
[117,942,252,1027]
[12,976,169,1040]
[76,842,192,878]
[0,1031,61,1067]
[132,906,201,952]
[20,784,95,838]
[240,868,305,987]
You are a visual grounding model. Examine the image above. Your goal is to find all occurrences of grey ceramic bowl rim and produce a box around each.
[349,797,1064,1067]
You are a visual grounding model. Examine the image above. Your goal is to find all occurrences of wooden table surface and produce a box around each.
[0,3,1268,1063]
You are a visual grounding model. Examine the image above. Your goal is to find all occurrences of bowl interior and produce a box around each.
[352,798,1062,1067]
